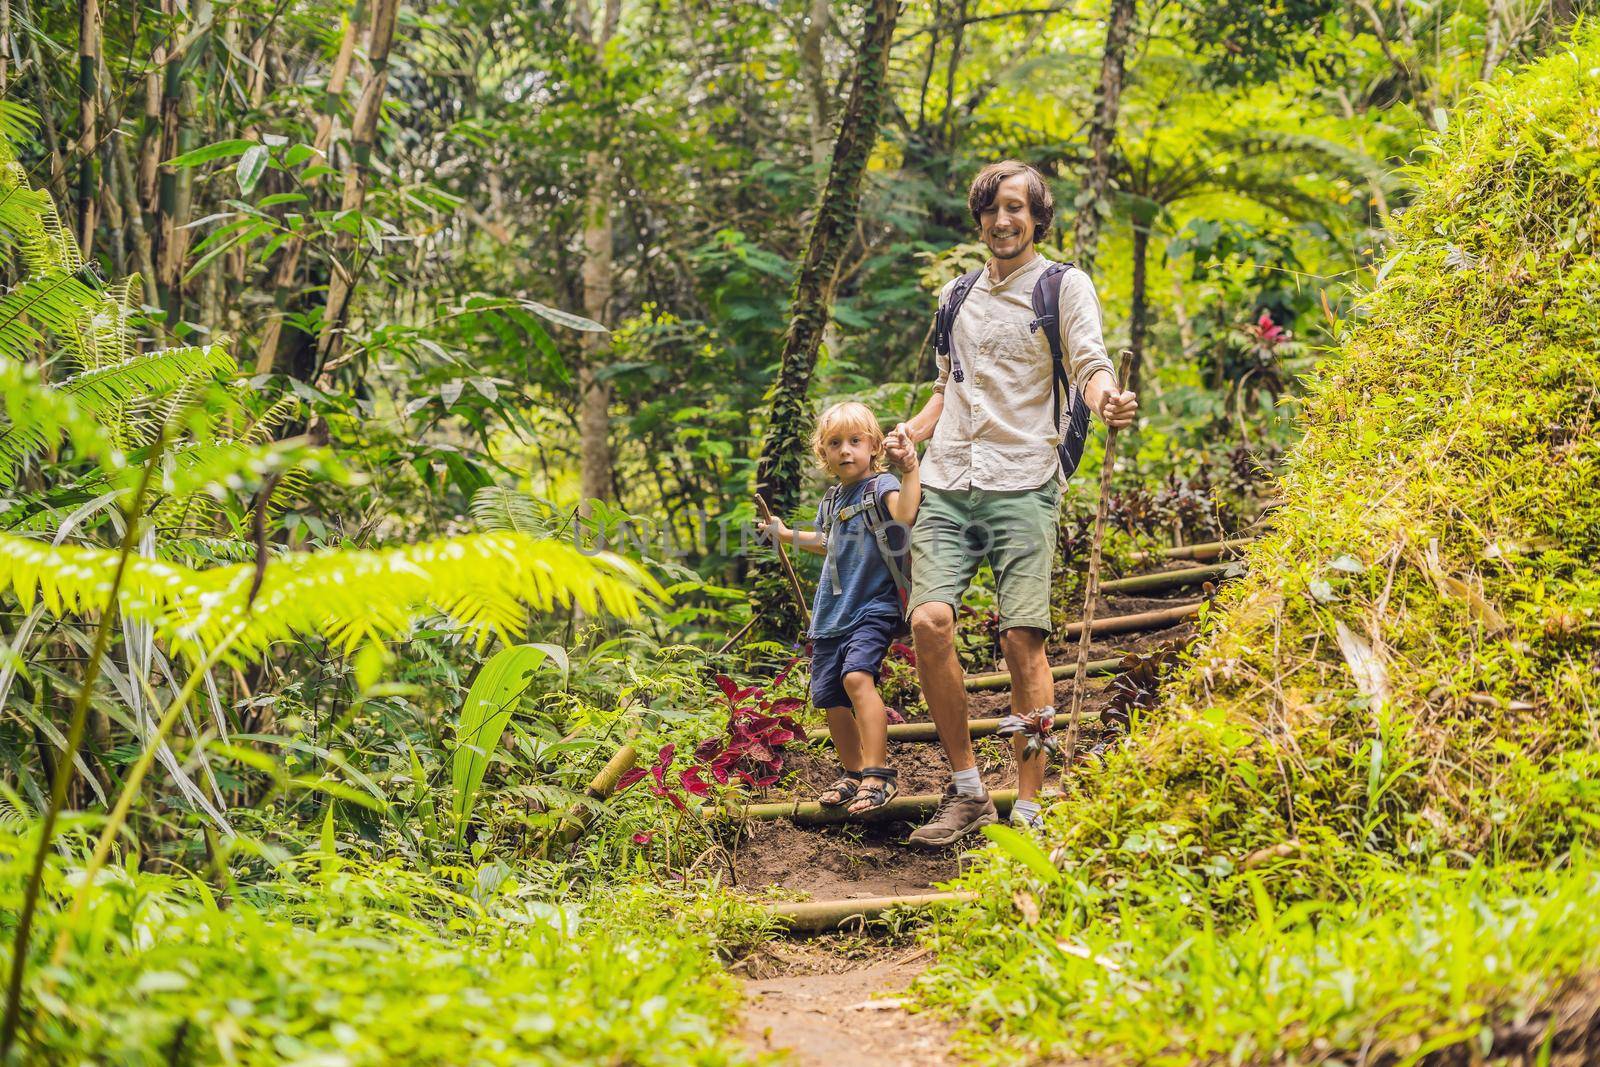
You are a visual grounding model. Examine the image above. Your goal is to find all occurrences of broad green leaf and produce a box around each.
[982,823,1060,883]
[450,643,565,842]
[521,299,608,333]
[165,138,256,168]
[236,144,270,195]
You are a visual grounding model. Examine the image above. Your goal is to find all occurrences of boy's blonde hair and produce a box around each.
[810,401,887,473]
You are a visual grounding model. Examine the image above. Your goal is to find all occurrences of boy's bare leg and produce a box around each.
[818,705,864,805]
[1000,627,1052,802]
[842,671,890,812]
[825,706,864,772]
[909,602,973,771]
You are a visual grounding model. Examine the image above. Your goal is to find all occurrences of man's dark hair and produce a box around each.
[967,160,1054,245]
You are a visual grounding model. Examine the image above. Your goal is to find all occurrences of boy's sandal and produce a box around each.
[817,769,863,808]
[848,768,899,815]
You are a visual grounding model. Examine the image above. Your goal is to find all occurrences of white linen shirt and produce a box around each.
[921,254,1114,493]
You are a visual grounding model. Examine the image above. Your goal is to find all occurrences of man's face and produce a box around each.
[978,173,1035,261]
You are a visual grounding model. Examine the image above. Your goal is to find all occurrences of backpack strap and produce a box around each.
[1030,261,1094,478]
[934,268,985,384]
[816,482,844,599]
[860,473,912,616]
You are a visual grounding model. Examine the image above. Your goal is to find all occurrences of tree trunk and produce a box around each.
[152,0,210,325]
[0,0,10,95]
[312,0,399,380]
[1127,217,1148,394]
[751,0,901,635]
[256,0,363,374]
[570,0,622,509]
[577,148,614,508]
[1071,0,1135,276]
[75,0,100,257]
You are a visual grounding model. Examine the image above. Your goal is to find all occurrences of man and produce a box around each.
[884,160,1138,846]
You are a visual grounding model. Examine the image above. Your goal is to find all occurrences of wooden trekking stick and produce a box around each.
[1063,350,1136,764]
[755,493,812,631]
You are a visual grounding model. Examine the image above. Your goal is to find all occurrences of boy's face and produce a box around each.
[822,426,877,484]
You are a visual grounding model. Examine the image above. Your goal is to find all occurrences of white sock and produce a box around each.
[1011,799,1042,827]
[951,766,984,797]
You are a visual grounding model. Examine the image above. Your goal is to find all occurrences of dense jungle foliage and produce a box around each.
[0,0,1595,1062]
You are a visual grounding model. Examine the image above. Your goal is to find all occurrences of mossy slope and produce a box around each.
[919,32,1600,1065]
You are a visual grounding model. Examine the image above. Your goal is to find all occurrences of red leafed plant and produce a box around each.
[617,743,701,811]
[691,673,806,789]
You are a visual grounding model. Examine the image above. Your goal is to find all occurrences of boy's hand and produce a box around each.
[753,502,788,545]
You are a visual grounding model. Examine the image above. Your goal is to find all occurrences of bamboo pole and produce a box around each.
[1099,561,1235,596]
[805,710,1101,746]
[721,789,1019,826]
[964,657,1122,691]
[1063,600,1202,638]
[1129,537,1252,565]
[76,0,100,255]
[314,0,401,376]
[1065,351,1133,772]
[543,741,639,855]
[765,892,977,934]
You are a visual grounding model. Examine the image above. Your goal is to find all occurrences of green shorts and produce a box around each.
[908,481,1062,633]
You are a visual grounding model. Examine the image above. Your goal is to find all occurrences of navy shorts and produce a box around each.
[809,613,900,709]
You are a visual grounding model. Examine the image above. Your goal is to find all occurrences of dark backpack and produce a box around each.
[817,472,912,624]
[933,261,1093,478]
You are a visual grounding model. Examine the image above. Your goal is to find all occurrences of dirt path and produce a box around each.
[726,568,1217,1064]
[738,943,960,1066]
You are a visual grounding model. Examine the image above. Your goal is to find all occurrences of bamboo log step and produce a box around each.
[965,656,1121,691]
[719,789,1020,826]
[805,709,1101,747]
[765,892,978,934]
[1129,537,1252,565]
[1100,562,1236,596]
[1063,600,1202,638]
[543,741,638,856]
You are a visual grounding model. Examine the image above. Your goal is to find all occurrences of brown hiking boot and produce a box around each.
[907,784,998,848]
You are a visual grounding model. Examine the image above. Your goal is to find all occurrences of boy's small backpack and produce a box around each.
[933,260,1093,479]
[817,472,913,624]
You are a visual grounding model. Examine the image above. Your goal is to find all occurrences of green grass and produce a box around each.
[2,829,771,1065]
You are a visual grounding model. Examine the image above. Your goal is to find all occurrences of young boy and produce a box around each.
[756,401,920,816]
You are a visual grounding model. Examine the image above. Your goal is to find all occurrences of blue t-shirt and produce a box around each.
[809,472,904,639]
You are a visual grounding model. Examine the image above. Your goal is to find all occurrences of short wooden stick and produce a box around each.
[804,710,1102,746]
[1129,537,1252,565]
[545,742,639,854]
[964,656,1122,691]
[1099,562,1235,596]
[765,892,979,934]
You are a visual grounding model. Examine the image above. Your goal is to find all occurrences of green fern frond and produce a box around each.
[0,102,39,165]
[63,344,235,413]
[470,486,560,538]
[242,396,300,445]
[0,531,662,663]
[0,361,128,490]
[0,163,52,261]
[0,272,99,363]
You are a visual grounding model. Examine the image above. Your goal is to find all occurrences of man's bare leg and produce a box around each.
[909,602,972,770]
[908,602,998,846]
[999,626,1052,803]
